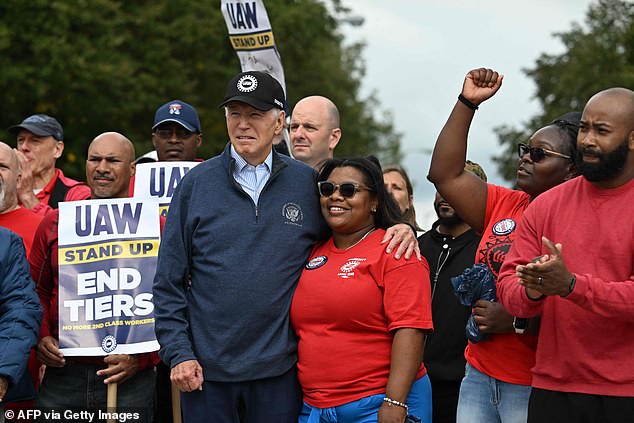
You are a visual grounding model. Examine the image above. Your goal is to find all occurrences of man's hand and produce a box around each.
[382,224,421,260]
[36,336,66,367]
[171,360,203,392]
[0,375,8,402]
[14,149,40,209]
[98,354,140,384]
[473,300,514,333]
[516,237,574,298]
[461,68,504,107]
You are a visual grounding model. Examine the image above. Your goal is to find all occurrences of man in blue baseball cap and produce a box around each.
[150,100,203,162]
[8,114,90,216]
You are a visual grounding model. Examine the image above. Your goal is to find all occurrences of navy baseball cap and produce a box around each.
[8,114,64,141]
[219,71,285,111]
[152,100,202,133]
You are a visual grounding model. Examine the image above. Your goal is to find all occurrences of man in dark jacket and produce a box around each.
[0,227,42,406]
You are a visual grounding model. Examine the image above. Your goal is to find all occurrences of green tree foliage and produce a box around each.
[0,0,401,179]
[493,0,634,182]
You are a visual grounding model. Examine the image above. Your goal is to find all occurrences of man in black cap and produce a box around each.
[9,114,90,216]
[153,70,418,423]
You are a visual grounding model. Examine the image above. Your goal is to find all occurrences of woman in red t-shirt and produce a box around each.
[291,156,433,423]
[428,68,580,423]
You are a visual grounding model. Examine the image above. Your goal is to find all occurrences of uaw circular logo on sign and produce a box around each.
[306,255,328,270]
[237,75,258,92]
[492,218,516,236]
[101,335,117,353]
[282,203,303,226]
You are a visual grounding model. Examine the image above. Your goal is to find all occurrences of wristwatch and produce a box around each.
[513,317,528,334]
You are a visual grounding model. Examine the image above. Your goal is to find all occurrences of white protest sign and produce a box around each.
[134,161,200,217]
[57,198,161,356]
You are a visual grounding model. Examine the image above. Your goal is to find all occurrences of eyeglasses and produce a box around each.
[317,181,372,198]
[153,127,195,140]
[517,143,571,163]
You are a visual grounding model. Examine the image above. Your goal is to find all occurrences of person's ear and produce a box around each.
[329,128,341,151]
[53,141,64,159]
[564,161,576,181]
[273,111,286,135]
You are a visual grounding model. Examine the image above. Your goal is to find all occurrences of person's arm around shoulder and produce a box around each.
[427,68,503,232]
[382,224,420,261]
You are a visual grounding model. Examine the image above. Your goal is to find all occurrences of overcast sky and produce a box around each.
[337,0,595,229]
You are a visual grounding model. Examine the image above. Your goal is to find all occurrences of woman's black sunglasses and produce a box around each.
[517,143,571,163]
[317,181,372,198]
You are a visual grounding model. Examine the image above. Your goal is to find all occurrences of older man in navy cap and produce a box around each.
[8,114,90,216]
[153,71,418,423]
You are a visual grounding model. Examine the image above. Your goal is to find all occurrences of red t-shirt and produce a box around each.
[464,184,538,386]
[290,229,433,408]
[0,207,44,256]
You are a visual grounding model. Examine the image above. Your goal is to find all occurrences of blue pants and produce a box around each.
[456,363,531,423]
[181,366,302,423]
[36,360,155,422]
[298,375,432,423]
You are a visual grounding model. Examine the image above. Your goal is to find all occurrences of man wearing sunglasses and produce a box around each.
[151,100,203,163]
[498,87,634,422]
[129,100,204,200]
[153,71,418,423]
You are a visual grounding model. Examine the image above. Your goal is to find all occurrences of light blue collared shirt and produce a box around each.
[230,145,273,205]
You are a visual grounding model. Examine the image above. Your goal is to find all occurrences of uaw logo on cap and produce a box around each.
[237,74,258,92]
[282,203,303,227]
[492,218,516,236]
[101,335,117,353]
[169,104,182,115]
[306,255,328,270]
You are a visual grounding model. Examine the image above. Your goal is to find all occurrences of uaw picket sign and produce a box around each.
[221,0,287,97]
[57,198,161,356]
[134,161,199,217]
